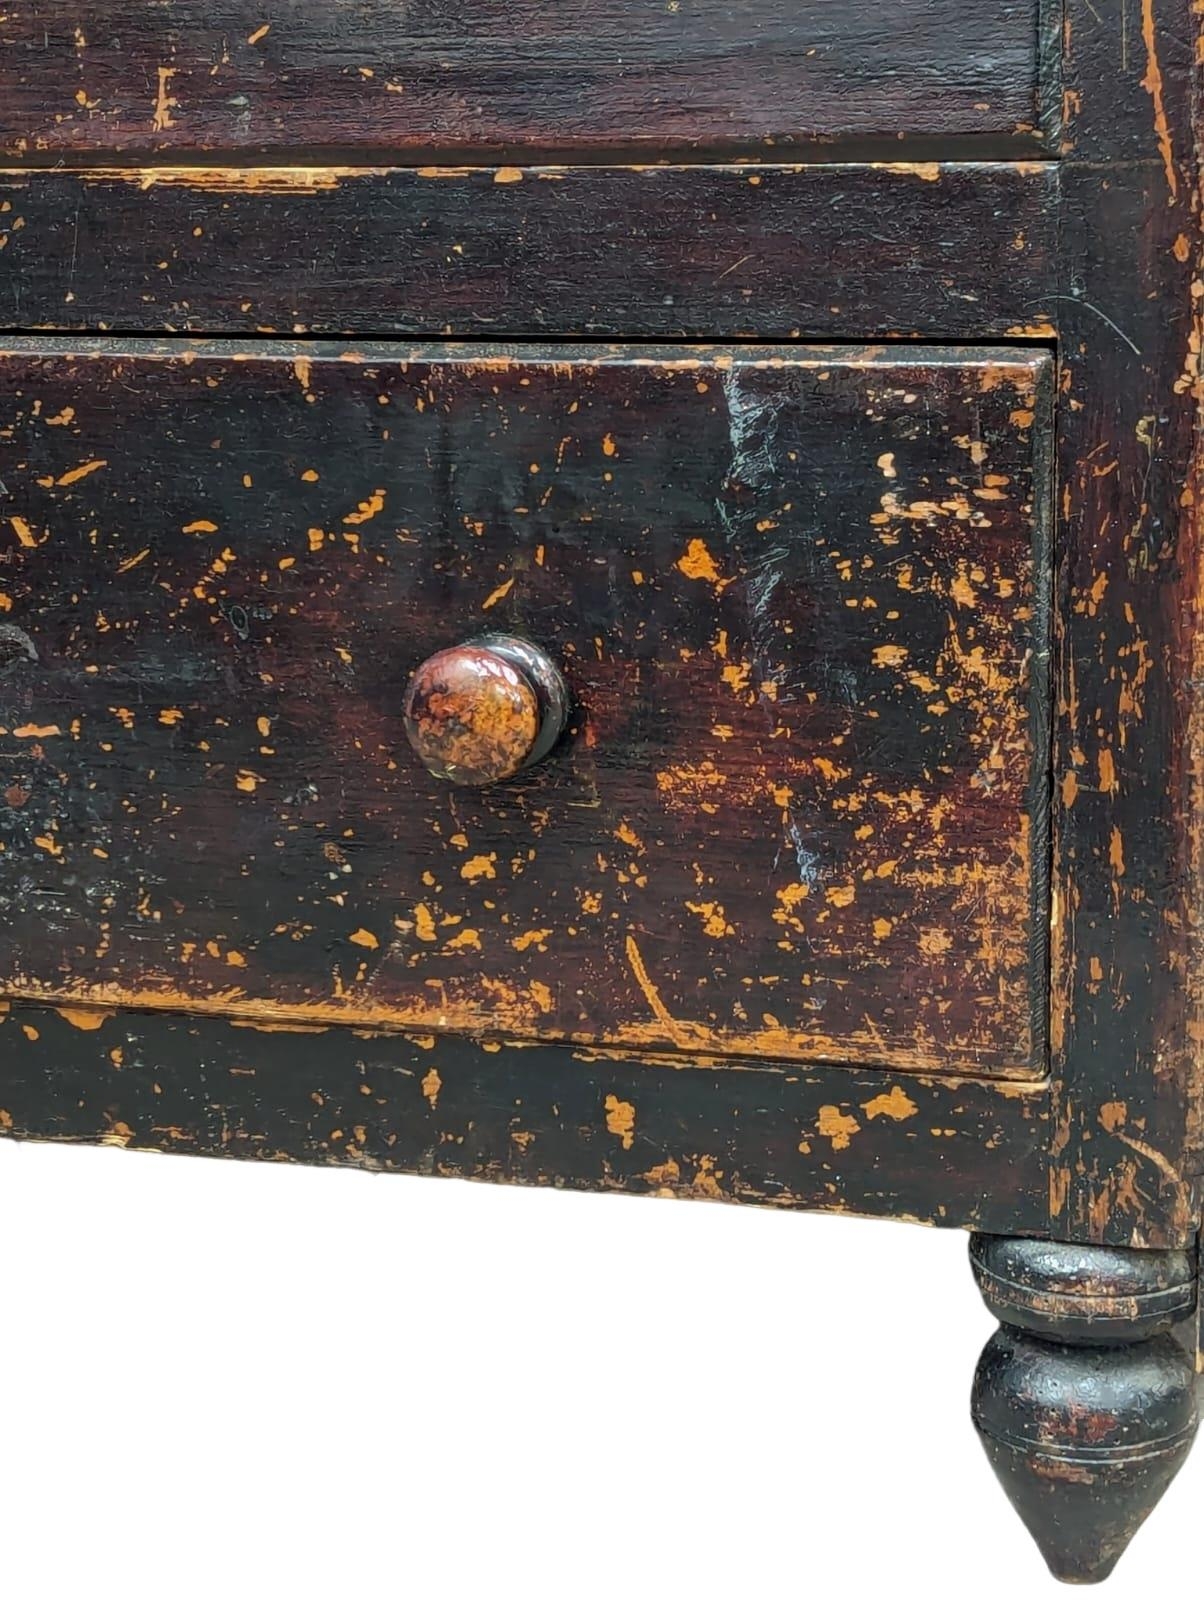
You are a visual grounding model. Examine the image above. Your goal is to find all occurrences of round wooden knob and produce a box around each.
[402,634,569,786]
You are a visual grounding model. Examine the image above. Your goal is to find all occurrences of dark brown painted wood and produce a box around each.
[1,1,1204,1585]
[0,1,1054,162]
[0,1000,1052,1233]
[0,163,1059,341]
[0,2,1201,1580]
[0,339,1051,1077]
[1046,1,1204,1248]
[971,1236,1200,1581]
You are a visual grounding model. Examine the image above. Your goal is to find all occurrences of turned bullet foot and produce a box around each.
[969,1235,1199,1584]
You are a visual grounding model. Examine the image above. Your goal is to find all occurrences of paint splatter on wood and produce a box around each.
[0,341,1050,1078]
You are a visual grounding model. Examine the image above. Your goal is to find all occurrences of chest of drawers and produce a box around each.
[0,2,1200,1581]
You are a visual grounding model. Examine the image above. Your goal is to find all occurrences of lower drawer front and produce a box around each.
[0,339,1051,1076]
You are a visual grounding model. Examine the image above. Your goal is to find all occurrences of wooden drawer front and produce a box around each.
[1,2,1051,159]
[0,340,1051,1076]
[0,165,1059,343]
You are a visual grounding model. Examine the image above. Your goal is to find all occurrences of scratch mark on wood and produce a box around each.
[624,935,690,1051]
[1139,0,1178,200]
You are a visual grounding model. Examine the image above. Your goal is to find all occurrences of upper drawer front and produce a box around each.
[1,2,1050,159]
[0,341,1050,1077]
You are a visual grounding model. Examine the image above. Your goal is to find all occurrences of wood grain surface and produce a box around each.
[0,339,1051,1076]
[0,1000,1054,1235]
[0,162,1059,341]
[0,0,1198,1269]
[1044,0,1204,1247]
[0,1,1052,161]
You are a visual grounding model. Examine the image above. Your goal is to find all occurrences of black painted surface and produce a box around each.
[1047,0,1204,1245]
[0,0,1201,1576]
[972,1234,1200,1582]
[974,1330,1198,1582]
[0,1001,1053,1233]
[970,1235,1198,1341]
[0,340,1051,1076]
[0,163,1058,341]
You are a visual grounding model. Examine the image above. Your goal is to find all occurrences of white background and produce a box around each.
[0,1136,1198,1599]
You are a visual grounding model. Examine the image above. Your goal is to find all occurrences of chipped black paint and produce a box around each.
[0,340,1051,1076]
[0,1000,1052,1232]
[0,164,1059,342]
[972,1235,1200,1581]
[0,0,1200,1582]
